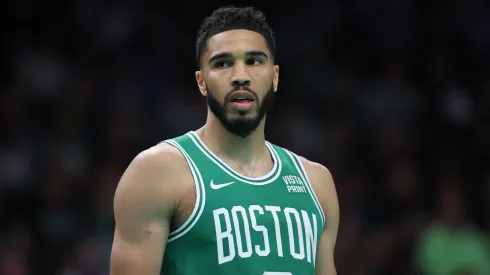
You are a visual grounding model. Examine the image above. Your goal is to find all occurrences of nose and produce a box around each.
[232,78,251,87]
[231,62,251,87]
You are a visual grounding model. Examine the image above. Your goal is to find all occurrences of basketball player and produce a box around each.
[110,6,339,275]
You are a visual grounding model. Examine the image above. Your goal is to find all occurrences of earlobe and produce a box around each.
[195,71,207,96]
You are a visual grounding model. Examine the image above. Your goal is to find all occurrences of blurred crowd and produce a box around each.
[2,0,490,274]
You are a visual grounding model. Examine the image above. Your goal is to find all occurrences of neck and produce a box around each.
[197,112,268,164]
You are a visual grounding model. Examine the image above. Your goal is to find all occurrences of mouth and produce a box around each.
[229,90,255,103]
[231,98,254,104]
[229,91,255,110]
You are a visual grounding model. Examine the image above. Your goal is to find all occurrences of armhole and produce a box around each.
[163,139,206,243]
[283,149,326,228]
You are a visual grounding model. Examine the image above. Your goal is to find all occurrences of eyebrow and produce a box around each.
[208,50,268,64]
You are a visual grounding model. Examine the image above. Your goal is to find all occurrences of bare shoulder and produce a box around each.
[116,142,188,192]
[110,142,190,274]
[126,142,188,175]
[297,156,338,213]
[113,142,190,222]
[297,156,335,190]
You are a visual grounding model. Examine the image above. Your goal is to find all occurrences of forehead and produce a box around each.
[205,29,270,57]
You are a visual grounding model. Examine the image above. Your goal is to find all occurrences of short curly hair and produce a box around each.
[195,6,276,69]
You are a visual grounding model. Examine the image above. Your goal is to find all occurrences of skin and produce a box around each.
[303,159,339,275]
[195,29,279,169]
[110,29,339,275]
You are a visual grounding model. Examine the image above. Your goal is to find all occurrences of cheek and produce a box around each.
[256,70,274,88]
[205,75,227,94]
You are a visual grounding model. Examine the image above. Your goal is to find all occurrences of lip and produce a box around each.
[231,100,255,111]
[229,90,255,102]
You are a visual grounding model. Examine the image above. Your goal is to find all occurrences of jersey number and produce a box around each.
[263,273,292,275]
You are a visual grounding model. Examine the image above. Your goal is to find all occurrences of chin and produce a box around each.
[228,112,258,120]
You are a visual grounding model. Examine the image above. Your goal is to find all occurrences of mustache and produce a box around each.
[224,85,259,102]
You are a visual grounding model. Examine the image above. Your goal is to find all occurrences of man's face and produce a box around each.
[196,29,279,137]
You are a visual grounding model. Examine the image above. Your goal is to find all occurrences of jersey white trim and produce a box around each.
[164,140,206,243]
[187,131,282,185]
[284,150,326,227]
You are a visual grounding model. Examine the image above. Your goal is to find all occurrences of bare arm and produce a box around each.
[301,159,339,275]
[110,145,181,275]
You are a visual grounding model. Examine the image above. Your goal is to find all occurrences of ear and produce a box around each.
[273,65,279,92]
[195,70,207,96]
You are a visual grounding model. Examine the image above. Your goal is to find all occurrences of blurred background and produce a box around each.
[2,0,490,274]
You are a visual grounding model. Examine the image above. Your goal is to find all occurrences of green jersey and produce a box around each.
[161,131,325,275]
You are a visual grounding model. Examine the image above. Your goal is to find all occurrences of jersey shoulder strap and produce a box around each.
[268,143,326,227]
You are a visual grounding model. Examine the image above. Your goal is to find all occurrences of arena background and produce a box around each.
[2,0,490,274]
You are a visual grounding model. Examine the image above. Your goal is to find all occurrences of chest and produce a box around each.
[192,172,322,264]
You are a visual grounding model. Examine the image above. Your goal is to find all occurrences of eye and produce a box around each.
[214,61,231,68]
[246,57,263,65]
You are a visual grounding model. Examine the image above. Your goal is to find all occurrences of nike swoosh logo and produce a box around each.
[210,180,235,190]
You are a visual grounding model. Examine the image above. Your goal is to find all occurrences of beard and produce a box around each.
[206,84,276,138]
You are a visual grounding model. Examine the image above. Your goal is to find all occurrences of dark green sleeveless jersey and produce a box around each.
[160,131,325,275]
